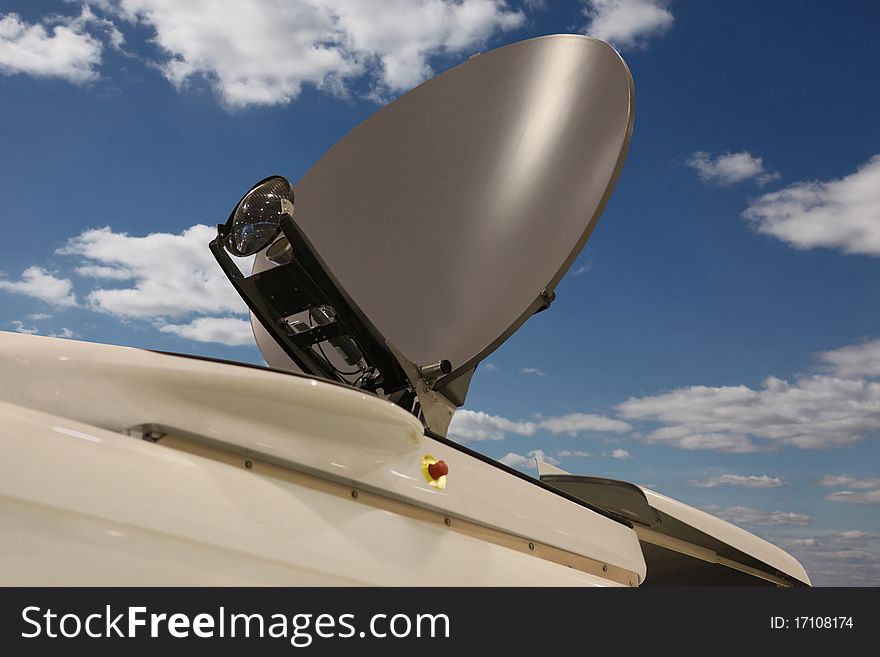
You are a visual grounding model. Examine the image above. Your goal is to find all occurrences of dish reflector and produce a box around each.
[254,35,634,389]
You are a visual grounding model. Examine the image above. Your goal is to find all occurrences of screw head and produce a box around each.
[244,460,253,470]
[528,542,535,551]
[351,490,359,500]
[602,564,608,572]
[444,517,452,527]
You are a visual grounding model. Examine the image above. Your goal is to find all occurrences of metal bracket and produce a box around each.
[386,343,457,435]
[534,288,556,315]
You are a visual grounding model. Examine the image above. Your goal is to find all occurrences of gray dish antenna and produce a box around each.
[246,34,634,431]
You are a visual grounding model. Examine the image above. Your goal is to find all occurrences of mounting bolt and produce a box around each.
[244,460,253,470]
[528,542,535,551]
[444,517,452,527]
[351,490,359,500]
[602,564,608,572]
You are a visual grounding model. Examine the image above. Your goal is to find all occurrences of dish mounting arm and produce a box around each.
[211,212,459,434]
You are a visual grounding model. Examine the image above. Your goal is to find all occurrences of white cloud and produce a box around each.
[0,225,254,346]
[9,321,75,339]
[498,452,531,467]
[820,475,880,490]
[482,363,498,372]
[0,267,77,307]
[160,317,254,346]
[686,150,780,186]
[703,505,811,527]
[521,367,546,377]
[820,475,880,504]
[57,224,251,318]
[826,490,880,505]
[610,448,631,459]
[818,339,880,379]
[0,10,103,83]
[570,264,591,277]
[692,474,784,488]
[776,531,880,586]
[839,530,869,541]
[539,412,630,435]
[742,154,880,256]
[9,320,38,335]
[558,450,592,458]
[447,409,536,441]
[4,1,522,105]
[779,534,845,549]
[104,0,522,108]
[642,429,759,453]
[75,264,134,280]
[581,0,673,50]
[449,409,630,441]
[618,375,880,451]
[499,449,558,469]
[3,224,259,347]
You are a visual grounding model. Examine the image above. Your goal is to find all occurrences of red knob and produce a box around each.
[428,460,449,480]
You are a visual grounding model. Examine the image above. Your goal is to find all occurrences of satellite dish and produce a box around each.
[241,34,633,425]
[253,35,633,384]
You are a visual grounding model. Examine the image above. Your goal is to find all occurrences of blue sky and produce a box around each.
[1,1,878,585]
